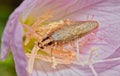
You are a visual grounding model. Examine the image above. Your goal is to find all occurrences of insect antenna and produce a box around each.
[87,15,94,21]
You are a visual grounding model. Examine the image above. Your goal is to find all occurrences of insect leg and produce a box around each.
[51,42,58,69]
[70,41,76,49]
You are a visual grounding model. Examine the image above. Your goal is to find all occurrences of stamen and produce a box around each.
[88,47,99,63]
[76,39,80,61]
[28,45,39,75]
[24,37,30,45]
[87,47,99,76]
[32,10,52,29]
[23,11,100,74]
[76,38,85,66]
[24,11,52,45]
[26,52,76,65]
[23,24,42,45]
[93,57,120,64]
[51,56,57,69]
[85,45,99,76]
[89,64,98,76]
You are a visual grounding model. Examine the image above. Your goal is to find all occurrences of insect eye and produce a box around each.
[42,37,50,42]
[40,46,44,49]
[47,42,53,45]
[37,42,40,45]
[44,41,53,46]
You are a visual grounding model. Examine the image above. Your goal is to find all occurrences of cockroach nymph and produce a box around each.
[23,11,99,75]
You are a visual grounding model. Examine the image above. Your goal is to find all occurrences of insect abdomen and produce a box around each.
[51,21,99,42]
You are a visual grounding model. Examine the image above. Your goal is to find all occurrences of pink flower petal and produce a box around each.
[10,16,28,76]
[1,0,36,76]
[1,0,120,76]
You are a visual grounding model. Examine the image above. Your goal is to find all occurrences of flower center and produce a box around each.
[22,11,79,74]
[22,11,99,74]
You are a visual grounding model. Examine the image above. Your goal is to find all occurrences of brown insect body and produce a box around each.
[38,21,99,49]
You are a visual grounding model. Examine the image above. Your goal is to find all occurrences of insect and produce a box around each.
[23,11,99,75]
[37,20,99,49]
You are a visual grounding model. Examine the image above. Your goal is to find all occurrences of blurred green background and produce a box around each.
[0,0,23,76]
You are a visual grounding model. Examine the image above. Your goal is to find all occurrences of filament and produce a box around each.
[28,45,39,75]
[89,64,98,76]
[93,57,120,64]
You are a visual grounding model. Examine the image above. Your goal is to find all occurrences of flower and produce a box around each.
[1,0,120,76]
